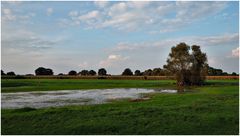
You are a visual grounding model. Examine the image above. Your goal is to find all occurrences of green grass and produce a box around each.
[1,79,239,134]
[1,79,176,92]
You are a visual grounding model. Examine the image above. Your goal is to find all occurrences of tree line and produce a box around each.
[1,66,237,77]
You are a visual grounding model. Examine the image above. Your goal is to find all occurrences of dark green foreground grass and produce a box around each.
[1,79,239,134]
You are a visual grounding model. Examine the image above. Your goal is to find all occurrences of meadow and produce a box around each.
[1,79,239,134]
[1,79,176,92]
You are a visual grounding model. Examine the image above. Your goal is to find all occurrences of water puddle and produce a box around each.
[1,88,182,109]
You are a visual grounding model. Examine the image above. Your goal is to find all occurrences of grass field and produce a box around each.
[1,79,177,92]
[1,79,239,134]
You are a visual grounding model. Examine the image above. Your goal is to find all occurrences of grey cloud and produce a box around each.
[2,28,60,53]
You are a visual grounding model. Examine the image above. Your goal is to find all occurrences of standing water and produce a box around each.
[1,88,179,109]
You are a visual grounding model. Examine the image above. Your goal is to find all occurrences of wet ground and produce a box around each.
[2,88,179,109]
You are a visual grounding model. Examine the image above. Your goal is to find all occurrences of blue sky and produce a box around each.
[1,1,239,75]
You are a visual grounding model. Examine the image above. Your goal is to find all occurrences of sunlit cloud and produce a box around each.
[60,1,227,32]
[231,47,239,58]
[99,54,129,68]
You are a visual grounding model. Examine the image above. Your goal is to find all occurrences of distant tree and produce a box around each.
[68,70,77,76]
[207,66,239,76]
[152,68,165,76]
[122,68,133,76]
[35,67,53,75]
[35,67,46,75]
[25,74,34,76]
[232,72,237,76]
[222,72,228,76]
[134,70,141,76]
[143,69,152,76]
[58,73,64,76]
[89,70,97,76]
[1,70,6,75]
[98,68,107,76]
[161,69,171,76]
[164,43,207,86]
[216,69,223,76]
[208,66,225,76]
[140,68,173,76]
[207,67,215,76]
[79,70,89,76]
[6,71,16,76]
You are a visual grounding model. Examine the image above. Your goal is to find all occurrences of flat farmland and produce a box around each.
[1,79,239,134]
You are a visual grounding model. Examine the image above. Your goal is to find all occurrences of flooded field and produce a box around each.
[1,88,179,109]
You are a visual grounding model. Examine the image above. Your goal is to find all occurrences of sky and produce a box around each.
[1,1,239,75]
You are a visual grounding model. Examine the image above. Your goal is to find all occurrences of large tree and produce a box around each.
[164,43,207,86]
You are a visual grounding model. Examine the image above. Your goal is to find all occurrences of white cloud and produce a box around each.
[2,8,35,23]
[108,55,118,59]
[94,1,109,8]
[47,8,53,16]
[60,1,228,32]
[127,1,150,9]
[78,10,100,20]
[101,12,147,30]
[2,8,16,21]
[112,42,147,52]
[99,54,129,67]
[69,11,78,17]
[62,10,102,28]
[232,47,239,58]
[3,8,11,14]
[175,1,226,20]
[108,2,128,16]
[148,28,177,34]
